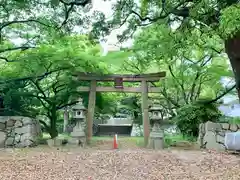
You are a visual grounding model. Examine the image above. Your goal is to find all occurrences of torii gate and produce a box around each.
[73,72,166,146]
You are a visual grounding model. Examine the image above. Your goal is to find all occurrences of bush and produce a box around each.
[174,100,222,137]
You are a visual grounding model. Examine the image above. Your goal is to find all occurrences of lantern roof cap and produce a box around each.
[72,98,86,110]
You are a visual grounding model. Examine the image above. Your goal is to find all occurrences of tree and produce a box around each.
[220,5,240,99]
[0,1,131,138]
[0,0,97,65]
[0,35,108,138]
[96,0,239,40]
[117,24,231,117]
[92,0,240,100]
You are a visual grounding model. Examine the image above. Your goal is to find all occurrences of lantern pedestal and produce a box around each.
[148,122,164,149]
[69,121,86,147]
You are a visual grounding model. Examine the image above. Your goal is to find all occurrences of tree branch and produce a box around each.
[188,55,212,101]
[30,79,52,105]
[194,76,204,100]
[0,46,35,53]
[0,56,14,62]
[151,81,180,108]
[54,84,67,94]
[39,119,50,132]
[168,65,188,103]
[59,3,74,28]
[207,84,236,104]
[0,35,40,62]
[123,60,142,73]
[35,94,49,110]
[0,67,71,85]
[130,1,191,24]
[59,0,91,6]
[57,100,79,110]
[49,71,69,95]
[0,19,52,31]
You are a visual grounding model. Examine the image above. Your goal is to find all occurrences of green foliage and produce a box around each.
[228,117,240,124]
[164,134,197,147]
[219,4,240,39]
[100,50,133,73]
[119,95,142,124]
[94,93,119,114]
[0,35,111,138]
[220,116,240,124]
[1,0,238,141]
[174,100,222,137]
[126,23,231,116]
[101,0,239,39]
[0,81,39,116]
[140,0,149,17]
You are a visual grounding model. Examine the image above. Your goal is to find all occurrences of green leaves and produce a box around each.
[50,0,60,8]
[125,19,231,116]
[1,35,105,79]
[140,0,149,17]
[174,100,222,137]
[219,4,240,39]
[0,34,111,119]
[100,50,133,73]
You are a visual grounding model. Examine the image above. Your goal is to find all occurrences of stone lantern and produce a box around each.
[148,103,164,149]
[69,98,86,146]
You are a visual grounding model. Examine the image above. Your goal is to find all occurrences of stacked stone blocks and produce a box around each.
[198,121,240,151]
[0,116,42,148]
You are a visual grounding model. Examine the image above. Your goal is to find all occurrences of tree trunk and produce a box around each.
[49,105,58,139]
[224,32,240,101]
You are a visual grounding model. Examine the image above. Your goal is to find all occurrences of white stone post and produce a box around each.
[63,107,69,133]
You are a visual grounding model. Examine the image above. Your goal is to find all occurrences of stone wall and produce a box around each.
[198,121,240,151]
[0,116,42,148]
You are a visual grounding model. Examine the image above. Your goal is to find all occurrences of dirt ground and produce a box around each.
[0,140,240,180]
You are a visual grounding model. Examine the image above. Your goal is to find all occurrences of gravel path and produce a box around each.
[0,148,240,180]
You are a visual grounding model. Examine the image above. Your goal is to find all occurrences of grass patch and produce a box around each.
[40,133,195,148]
[164,133,197,148]
[90,134,195,148]
[89,136,144,147]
